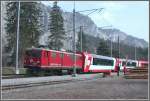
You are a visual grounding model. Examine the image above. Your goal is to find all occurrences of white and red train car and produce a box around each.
[138,60,148,68]
[118,59,148,70]
[114,58,148,74]
[88,54,116,73]
[24,47,148,75]
[24,48,116,75]
[119,59,138,70]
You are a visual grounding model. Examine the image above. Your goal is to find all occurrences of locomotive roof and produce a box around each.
[26,48,82,56]
[91,54,115,60]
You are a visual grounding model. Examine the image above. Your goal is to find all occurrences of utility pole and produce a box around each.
[80,26,83,52]
[110,35,112,57]
[16,1,20,74]
[117,35,120,76]
[72,1,77,77]
[135,40,137,60]
[0,1,3,76]
[118,35,120,59]
[135,46,136,60]
[69,6,104,77]
[110,28,113,57]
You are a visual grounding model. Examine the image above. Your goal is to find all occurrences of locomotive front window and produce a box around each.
[93,58,114,66]
[25,50,41,58]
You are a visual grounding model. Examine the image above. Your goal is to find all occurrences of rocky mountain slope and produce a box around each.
[1,2,148,51]
[39,4,148,50]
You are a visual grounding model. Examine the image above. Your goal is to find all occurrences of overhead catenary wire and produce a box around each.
[86,9,98,16]
[76,8,104,13]
[76,8,104,16]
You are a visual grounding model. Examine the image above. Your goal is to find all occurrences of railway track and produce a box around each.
[2,74,70,79]
[2,75,50,79]
[124,67,148,79]
[2,80,76,90]
[2,73,95,79]
[2,75,28,79]
[2,74,102,91]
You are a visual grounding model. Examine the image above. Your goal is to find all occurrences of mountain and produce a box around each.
[1,2,148,66]
[98,28,148,48]
[38,3,148,50]
[1,2,148,51]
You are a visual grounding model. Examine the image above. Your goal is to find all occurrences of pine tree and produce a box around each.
[112,49,119,58]
[48,1,65,50]
[5,2,41,66]
[5,3,15,55]
[96,39,110,56]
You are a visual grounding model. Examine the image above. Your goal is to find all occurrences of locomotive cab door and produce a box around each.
[42,51,49,68]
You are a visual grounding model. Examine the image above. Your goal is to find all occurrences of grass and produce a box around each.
[2,67,27,75]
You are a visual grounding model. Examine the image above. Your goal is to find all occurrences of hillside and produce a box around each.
[38,4,148,50]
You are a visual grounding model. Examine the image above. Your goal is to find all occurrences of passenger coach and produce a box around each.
[24,48,116,75]
[24,47,148,76]
[88,54,116,73]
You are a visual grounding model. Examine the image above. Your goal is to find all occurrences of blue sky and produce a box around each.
[41,1,149,42]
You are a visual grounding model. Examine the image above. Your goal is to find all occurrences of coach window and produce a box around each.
[93,58,114,66]
[127,62,132,67]
[105,59,113,66]
[132,62,137,66]
[127,62,132,66]
[51,52,56,58]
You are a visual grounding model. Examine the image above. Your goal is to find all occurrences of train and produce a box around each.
[24,47,148,75]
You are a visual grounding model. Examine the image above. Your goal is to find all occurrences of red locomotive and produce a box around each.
[24,48,92,75]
